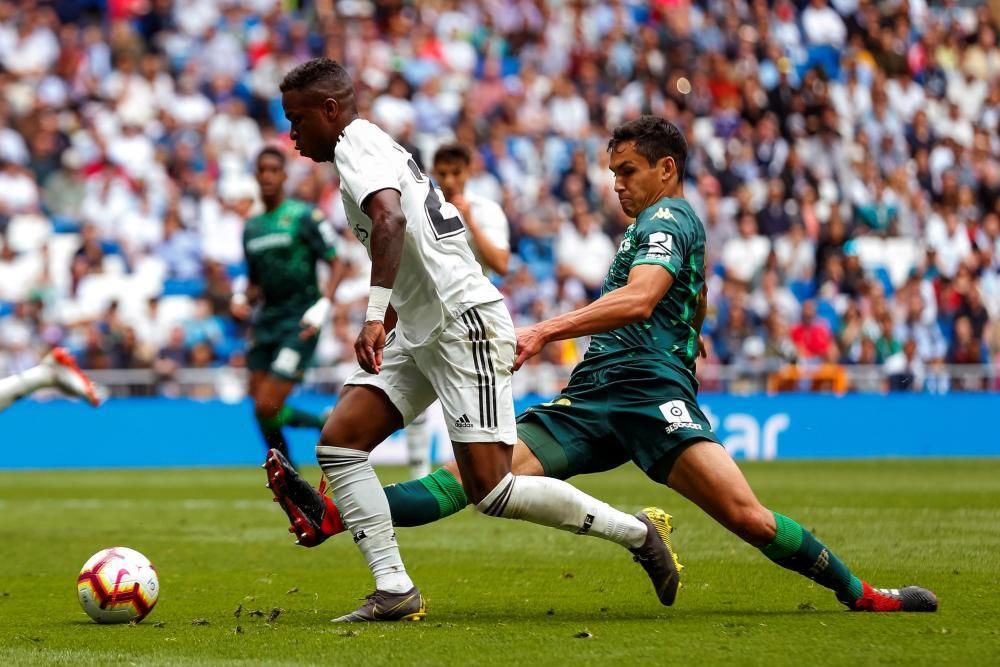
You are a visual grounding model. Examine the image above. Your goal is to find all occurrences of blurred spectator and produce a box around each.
[885,338,925,392]
[722,213,770,284]
[555,202,614,300]
[155,208,201,281]
[791,300,833,361]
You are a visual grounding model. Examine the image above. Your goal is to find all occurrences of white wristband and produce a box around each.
[231,292,248,307]
[366,286,392,322]
[301,297,332,330]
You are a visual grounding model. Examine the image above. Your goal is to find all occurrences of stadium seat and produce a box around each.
[162,278,207,297]
[816,300,840,331]
[789,280,815,302]
[872,266,895,297]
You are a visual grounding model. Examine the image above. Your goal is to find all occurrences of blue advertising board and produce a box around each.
[0,393,996,469]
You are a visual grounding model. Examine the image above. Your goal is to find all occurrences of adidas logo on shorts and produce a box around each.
[454,414,473,428]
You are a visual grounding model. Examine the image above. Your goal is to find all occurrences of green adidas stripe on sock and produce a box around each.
[384,468,468,527]
[760,511,863,602]
[419,468,468,517]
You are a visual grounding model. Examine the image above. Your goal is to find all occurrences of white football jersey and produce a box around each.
[464,190,510,277]
[335,119,503,346]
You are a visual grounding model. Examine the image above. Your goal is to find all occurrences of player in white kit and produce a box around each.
[403,143,511,479]
[269,58,677,623]
[0,347,101,412]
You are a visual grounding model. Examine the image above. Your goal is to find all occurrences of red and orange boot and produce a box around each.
[263,448,345,547]
[841,582,938,612]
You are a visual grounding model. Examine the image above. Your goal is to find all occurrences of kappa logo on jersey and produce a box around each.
[651,207,675,221]
[454,414,473,429]
[659,399,703,435]
[646,231,673,260]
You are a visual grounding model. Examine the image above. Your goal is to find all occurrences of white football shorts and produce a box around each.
[344,299,517,444]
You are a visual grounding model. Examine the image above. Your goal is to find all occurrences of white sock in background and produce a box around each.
[476,473,648,548]
[317,445,414,593]
[406,411,431,480]
[0,366,55,412]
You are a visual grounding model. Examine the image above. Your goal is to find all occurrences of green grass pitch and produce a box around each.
[1,459,999,666]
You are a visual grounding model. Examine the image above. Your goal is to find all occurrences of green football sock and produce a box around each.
[277,405,325,429]
[760,512,864,603]
[384,468,468,527]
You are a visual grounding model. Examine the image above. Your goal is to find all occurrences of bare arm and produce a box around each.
[322,256,347,301]
[514,264,674,369]
[355,188,407,373]
[466,218,510,275]
[453,194,510,276]
[365,189,407,290]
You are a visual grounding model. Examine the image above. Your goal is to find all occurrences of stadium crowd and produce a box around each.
[0,0,998,397]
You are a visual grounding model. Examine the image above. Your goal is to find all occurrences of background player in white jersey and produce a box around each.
[0,347,101,412]
[402,143,511,479]
[267,57,680,623]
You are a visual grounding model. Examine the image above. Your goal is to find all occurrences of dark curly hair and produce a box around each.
[432,143,472,167]
[256,146,286,168]
[279,57,355,100]
[608,116,687,179]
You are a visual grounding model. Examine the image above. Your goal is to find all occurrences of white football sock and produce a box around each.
[317,445,414,593]
[406,412,431,480]
[477,473,647,549]
[0,366,55,411]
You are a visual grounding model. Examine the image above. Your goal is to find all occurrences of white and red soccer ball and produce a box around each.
[77,547,159,624]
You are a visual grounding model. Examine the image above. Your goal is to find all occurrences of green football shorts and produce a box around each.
[516,357,722,483]
[247,315,318,383]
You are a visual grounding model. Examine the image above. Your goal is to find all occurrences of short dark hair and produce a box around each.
[279,57,354,100]
[256,146,286,168]
[608,116,687,179]
[432,143,472,167]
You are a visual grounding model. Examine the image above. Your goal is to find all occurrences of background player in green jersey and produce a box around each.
[231,147,344,465]
[270,116,937,613]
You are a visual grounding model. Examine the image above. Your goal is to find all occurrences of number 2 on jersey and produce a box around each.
[407,157,463,240]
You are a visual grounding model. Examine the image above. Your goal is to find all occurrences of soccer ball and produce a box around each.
[77,547,159,624]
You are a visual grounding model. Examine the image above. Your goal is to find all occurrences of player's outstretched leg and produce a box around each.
[669,441,938,612]
[406,411,431,479]
[267,462,467,545]
[0,348,101,411]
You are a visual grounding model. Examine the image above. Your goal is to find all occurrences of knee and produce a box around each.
[254,398,282,421]
[471,472,514,514]
[318,413,366,451]
[724,505,776,547]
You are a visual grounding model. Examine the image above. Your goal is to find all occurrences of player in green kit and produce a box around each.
[232,147,344,465]
[266,117,938,613]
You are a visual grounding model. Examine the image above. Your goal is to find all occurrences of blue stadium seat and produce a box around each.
[816,300,840,331]
[872,266,895,297]
[226,262,247,279]
[789,280,815,302]
[50,217,81,234]
[162,278,207,297]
